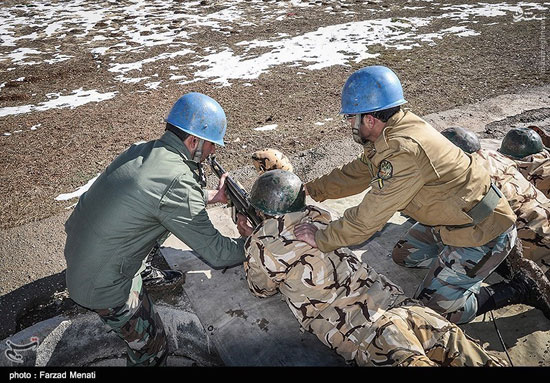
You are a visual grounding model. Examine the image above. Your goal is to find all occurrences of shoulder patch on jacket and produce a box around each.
[378,160,393,180]
[369,160,393,189]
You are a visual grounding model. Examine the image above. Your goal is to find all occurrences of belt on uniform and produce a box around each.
[447,183,503,229]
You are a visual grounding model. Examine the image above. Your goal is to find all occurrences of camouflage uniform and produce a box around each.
[93,278,168,366]
[392,223,516,324]
[511,150,550,199]
[251,148,294,174]
[244,205,506,366]
[475,149,550,274]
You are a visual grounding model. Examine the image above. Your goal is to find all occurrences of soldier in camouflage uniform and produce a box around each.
[441,127,550,276]
[242,170,507,366]
[498,127,550,199]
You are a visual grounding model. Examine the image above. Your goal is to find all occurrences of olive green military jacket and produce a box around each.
[64,131,246,309]
[306,110,516,252]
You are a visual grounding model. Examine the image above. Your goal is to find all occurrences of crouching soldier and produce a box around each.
[240,170,508,366]
[295,66,519,325]
[63,93,249,366]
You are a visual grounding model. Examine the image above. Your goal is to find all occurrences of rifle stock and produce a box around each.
[209,156,262,228]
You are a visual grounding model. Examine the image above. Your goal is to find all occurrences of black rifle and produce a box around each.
[209,155,262,228]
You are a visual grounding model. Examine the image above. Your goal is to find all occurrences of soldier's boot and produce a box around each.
[494,257,513,280]
[141,243,185,292]
[142,267,185,292]
[476,260,550,320]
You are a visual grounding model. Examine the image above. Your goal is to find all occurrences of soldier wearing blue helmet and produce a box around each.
[295,66,548,325]
[63,92,250,366]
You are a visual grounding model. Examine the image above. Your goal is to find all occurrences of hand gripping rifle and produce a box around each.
[208,155,262,228]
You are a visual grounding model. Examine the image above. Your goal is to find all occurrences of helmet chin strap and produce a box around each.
[352,114,366,144]
[192,138,205,162]
[193,138,207,187]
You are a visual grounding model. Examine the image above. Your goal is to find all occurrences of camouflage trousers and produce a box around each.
[515,211,550,277]
[93,279,168,367]
[392,223,517,324]
[357,303,507,366]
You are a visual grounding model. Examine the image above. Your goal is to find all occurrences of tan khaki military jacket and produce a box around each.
[512,150,550,199]
[474,149,550,263]
[306,110,516,252]
[243,205,408,361]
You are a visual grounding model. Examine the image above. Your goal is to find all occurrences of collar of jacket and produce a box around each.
[158,130,193,161]
[362,109,407,155]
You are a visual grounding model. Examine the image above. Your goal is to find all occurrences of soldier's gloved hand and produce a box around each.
[236,213,254,237]
[207,172,229,204]
[293,223,318,248]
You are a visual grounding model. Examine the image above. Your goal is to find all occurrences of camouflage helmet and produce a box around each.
[440,126,481,154]
[499,127,544,159]
[249,170,306,216]
[251,148,294,174]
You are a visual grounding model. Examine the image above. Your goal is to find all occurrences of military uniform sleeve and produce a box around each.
[243,236,279,298]
[315,144,425,252]
[159,174,245,268]
[306,156,373,202]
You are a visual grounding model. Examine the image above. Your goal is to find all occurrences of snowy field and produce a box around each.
[0,0,548,201]
[1,1,546,116]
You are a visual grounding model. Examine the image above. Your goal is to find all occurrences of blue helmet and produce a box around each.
[340,66,407,115]
[165,92,227,146]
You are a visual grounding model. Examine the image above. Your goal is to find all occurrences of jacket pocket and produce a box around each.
[404,197,423,216]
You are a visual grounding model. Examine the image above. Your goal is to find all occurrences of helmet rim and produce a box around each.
[249,170,306,216]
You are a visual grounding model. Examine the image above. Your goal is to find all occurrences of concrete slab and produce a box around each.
[0,289,223,367]
[161,189,550,367]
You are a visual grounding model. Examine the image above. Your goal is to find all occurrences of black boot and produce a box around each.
[142,267,185,291]
[493,257,513,280]
[141,243,185,291]
[476,266,550,320]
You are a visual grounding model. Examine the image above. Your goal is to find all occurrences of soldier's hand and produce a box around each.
[528,125,550,148]
[293,223,318,248]
[237,213,253,237]
[207,172,229,204]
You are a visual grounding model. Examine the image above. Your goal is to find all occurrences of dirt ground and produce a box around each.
[0,0,548,230]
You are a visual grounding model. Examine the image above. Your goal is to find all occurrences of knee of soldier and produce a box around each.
[392,239,419,267]
[392,238,440,269]
[391,241,408,266]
